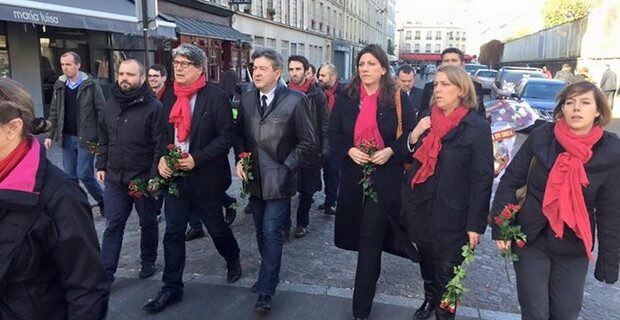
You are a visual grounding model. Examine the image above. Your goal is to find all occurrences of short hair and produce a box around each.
[287,55,310,71]
[397,64,414,76]
[321,63,338,77]
[431,65,477,110]
[251,48,284,71]
[308,64,317,75]
[441,47,464,63]
[553,81,611,127]
[173,43,207,73]
[120,59,145,76]
[61,51,81,64]
[149,64,168,78]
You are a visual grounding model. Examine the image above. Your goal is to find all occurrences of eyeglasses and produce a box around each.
[172,60,195,69]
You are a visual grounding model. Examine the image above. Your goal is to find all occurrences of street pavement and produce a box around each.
[42,80,620,319]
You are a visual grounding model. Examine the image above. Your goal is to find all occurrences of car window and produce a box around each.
[478,71,497,78]
[522,83,565,99]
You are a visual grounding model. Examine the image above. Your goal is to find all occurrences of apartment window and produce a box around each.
[448,32,453,40]
[405,43,411,52]
[456,31,460,40]
[406,31,412,40]
[267,38,276,48]
[435,31,441,40]
[253,36,265,50]
[291,43,297,55]
[462,32,467,41]
[414,43,420,53]
[281,40,290,60]
[426,31,432,40]
[414,31,420,40]
[298,43,305,55]
[425,43,431,53]
[435,44,440,53]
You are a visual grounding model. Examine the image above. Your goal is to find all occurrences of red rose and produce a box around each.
[501,209,512,219]
[167,144,175,151]
[439,301,449,309]
[175,164,182,170]
[494,216,502,225]
[516,240,526,248]
[239,152,250,159]
[449,306,456,314]
[181,152,189,159]
[128,181,135,188]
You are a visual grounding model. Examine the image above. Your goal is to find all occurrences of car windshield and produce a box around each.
[477,70,497,78]
[503,72,543,84]
[465,64,487,74]
[522,83,565,99]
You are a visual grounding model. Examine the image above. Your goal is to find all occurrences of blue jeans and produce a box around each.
[162,192,240,294]
[250,196,290,296]
[322,153,340,207]
[61,135,104,203]
[100,181,159,282]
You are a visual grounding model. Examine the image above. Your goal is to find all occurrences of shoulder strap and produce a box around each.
[395,91,403,138]
[516,157,537,207]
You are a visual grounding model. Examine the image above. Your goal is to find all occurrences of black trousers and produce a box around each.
[418,244,460,320]
[352,200,390,318]
[513,237,588,320]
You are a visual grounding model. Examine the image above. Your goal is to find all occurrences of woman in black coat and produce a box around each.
[330,44,418,320]
[401,65,494,320]
[0,79,109,320]
[490,81,620,320]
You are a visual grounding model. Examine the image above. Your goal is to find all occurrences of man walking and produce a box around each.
[222,64,240,100]
[45,51,105,214]
[285,55,329,238]
[143,44,242,313]
[396,64,423,117]
[236,49,315,312]
[96,59,162,283]
[600,64,617,109]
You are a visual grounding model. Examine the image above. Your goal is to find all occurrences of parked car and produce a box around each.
[464,63,488,75]
[512,77,567,126]
[492,66,545,98]
[472,69,498,93]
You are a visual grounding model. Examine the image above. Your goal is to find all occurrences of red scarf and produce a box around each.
[324,80,339,112]
[353,85,384,150]
[542,118,603,260]
[170,76,207,142]
[411,105,469,186]
[0,140,31,182]
[156,84,166,101]
[288,79,312,94]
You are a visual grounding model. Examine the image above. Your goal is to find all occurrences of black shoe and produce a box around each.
[414,300,434,319]
[324,205,336,215]
[226,259,242,283]
[143,291,182,313]
[98,202,105,217]
[225,204,237,225]
[254,294,272,312]
[282,228,291,240]
[139,263,157,279]
[353,318,367,320]
[294,226,308,238]
[244,203,252,215]
[185,228,205,241]
[251,282,258,293]
[317,202,326,210]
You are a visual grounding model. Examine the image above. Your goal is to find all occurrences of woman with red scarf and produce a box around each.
[490,81,620,320]
[330,44,418,320]
[0,78,109,319]
[401,65,494,320]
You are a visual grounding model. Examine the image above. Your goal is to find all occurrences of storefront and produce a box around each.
[0,0,176,116]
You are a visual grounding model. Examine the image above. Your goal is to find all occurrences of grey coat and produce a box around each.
[600,69,617,92]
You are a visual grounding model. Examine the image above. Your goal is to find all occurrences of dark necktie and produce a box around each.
[261,95,268,116]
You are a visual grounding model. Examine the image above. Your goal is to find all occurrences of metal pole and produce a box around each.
[142,0,150,67]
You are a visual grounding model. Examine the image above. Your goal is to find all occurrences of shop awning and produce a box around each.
[0,0,176,38]
[168,15,252,43]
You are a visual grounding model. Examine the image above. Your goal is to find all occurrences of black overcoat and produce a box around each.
[401,109,494,262]
[330,90,419,261]
[490,123,620,284]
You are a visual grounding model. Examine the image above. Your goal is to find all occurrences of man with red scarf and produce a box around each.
[143,44,242,313]
[285,55,330,238]
[318,63,344,215]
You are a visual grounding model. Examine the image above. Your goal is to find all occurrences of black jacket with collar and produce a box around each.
[401,109,494,262]
[159,83,236,196]
[401,86,423,116]
[96,82,163,185]
[236,83,316,200]
[490,123,620,284]
[290,82,330,168]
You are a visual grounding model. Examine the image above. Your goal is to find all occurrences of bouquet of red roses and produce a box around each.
[439,244,476,314]
[358,138,378,203]
[128,144,187,199]
[238,152,253,198]
[493,203,527,281]
[84,140,99,155]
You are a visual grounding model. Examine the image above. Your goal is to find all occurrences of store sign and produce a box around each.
[230,0,252,4]
[13,9,60,24]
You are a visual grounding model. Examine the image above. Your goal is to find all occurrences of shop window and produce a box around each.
[0,25,10,78]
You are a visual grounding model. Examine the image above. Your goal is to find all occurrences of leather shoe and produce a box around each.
[226,259,242,283]
[294,226,308,238]
[97,202,105,217]
[143,291,182,313]
[251,281,258,292]
[224,204,237,225]
[139,263,157,279]
[414,300,434,319]
[324,205,336,215]
[254,294,272,312]
[317,202,326,210]
[185,228,205,241]
[282,228,291,240]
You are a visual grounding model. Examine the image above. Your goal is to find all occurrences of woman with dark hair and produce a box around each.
[0,78,109,319]
[490,81,620,320]
[401,65,494,320]
[330,44,418,320]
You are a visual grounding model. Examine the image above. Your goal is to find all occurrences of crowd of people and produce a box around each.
[0,43,618,320]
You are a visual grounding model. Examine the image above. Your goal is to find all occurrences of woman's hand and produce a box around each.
[348,147,371,165]
[468,231,480,249]
[495,240,511,251]
[370,147,394,165]
[409,116,431,145]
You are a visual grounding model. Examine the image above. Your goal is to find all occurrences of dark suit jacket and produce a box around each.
[400,87,423,119]
[159,84,235,196]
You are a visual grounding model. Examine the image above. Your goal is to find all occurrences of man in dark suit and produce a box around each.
[235,49,315,312]
[420,48,485,120]
[396,64,423,118]
[143,44,242,313]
